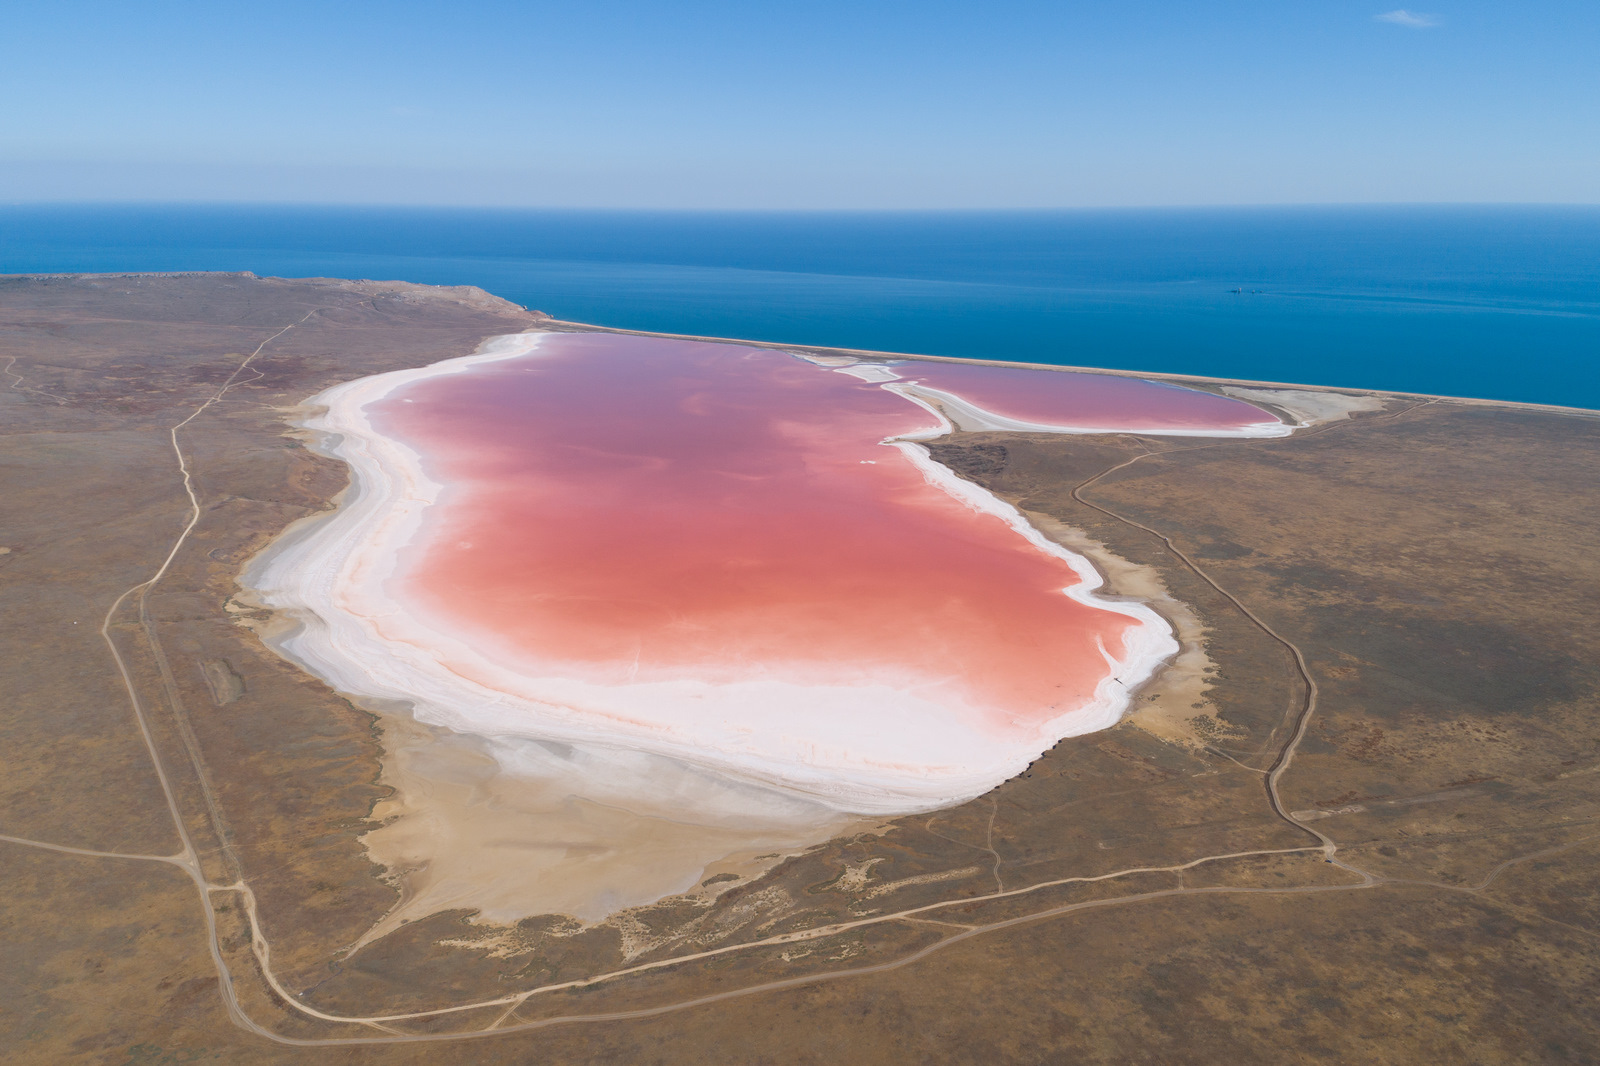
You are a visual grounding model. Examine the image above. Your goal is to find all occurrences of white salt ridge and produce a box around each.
[247,333,1226,817]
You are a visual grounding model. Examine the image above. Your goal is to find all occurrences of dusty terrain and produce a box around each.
[1,273,1596,1064]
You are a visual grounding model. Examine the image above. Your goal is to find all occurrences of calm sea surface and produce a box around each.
[2,204,1597,408]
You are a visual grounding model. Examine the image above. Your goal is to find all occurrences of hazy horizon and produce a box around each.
[4,196,1598,210]
[4,1,1595,209]
[4,172,1592,213]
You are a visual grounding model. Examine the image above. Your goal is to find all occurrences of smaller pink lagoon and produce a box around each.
[879,360,1291,435]
[278,333,1286,813]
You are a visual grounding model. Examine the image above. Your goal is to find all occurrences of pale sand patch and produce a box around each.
[1220,386,1388,426]
[1292,805,1367,821]
[344,711,873,953]
[862,864,983,900]
[199,659,244,706]
[230,573,873,948]
[826,857,887,893]
[1018,510,1238,749]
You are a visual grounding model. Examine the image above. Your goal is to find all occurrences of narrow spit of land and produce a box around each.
[2,273,1597,1064]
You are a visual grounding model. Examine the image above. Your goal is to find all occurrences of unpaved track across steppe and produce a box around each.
[1070,397,1443,864]
[0,335,1583,1047]
[3,353,70,405]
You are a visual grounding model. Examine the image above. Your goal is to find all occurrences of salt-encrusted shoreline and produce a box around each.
[242,331,1287,818]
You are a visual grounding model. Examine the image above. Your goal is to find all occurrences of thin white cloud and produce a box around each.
[1375,9,1440,28]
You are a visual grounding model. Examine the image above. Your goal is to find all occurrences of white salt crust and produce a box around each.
[245,334,1283,817]
[1219,385,1387,426]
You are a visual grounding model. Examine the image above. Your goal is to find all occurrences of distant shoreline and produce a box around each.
[6,268,1597,418]
[7,201,1597,414]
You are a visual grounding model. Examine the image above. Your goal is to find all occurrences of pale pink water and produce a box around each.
[368,335,1273,738]
[896,360,1279,432]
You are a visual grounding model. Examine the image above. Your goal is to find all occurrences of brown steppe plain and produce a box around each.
[1,273,1597,1065]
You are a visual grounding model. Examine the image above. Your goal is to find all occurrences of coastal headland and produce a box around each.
[1,273,1597,1064]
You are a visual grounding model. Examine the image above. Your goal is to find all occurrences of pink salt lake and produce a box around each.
[366,333,1280,755]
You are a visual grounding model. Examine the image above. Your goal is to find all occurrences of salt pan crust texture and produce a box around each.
[251,333,1285,816]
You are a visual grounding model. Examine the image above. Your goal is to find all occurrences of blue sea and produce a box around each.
[3,204,1597,409]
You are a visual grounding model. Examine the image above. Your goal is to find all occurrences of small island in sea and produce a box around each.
[2,272,1596,1063]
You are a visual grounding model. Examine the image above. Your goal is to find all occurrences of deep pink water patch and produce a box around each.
[367,335,1272,735]
[897,361,1279,432]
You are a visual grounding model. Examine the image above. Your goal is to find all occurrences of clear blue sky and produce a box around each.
[2,1,1595,207]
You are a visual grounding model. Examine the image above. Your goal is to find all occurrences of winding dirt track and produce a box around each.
[3,354,70,405]
[1071,449,1338,854]
[0,330,1585,1047]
